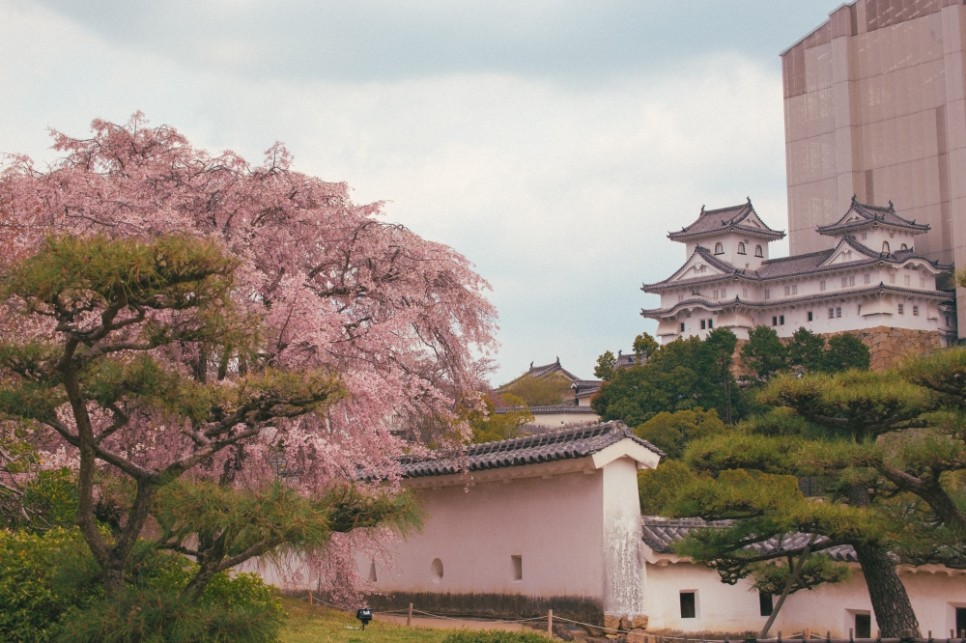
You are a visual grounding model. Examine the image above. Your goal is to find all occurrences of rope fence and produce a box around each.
[296,592,966,642]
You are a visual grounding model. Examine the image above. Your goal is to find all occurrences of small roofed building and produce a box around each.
[493,358,601,431]
[643,198,956,367]
[641,517,966,638]
[361,422,663,628]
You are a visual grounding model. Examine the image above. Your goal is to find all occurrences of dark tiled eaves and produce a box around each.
[641,516,856,562]
[642,284,954,317]
[818,199,930,236]
[494,405,598,415]
[399,422,662,479]
[668,201,785,243]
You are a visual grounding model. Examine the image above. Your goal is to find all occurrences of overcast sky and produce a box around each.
[1,0,838,385]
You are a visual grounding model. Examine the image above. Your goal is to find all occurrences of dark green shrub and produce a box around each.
[0,527,100,642]
[54,580,283,643]
[441,631,550,643]
[0,526,282,643]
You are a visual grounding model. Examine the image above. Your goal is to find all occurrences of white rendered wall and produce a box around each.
[645,560,966,637]
[601,458,647,619]
[367,466,606,603]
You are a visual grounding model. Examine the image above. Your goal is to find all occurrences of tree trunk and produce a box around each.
[853,541,920,638]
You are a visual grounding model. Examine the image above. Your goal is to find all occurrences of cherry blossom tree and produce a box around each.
[0,115,497,597]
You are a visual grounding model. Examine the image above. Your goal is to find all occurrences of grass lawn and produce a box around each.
[278,597,450,643]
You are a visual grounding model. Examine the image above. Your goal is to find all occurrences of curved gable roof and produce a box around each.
[668,199,785,243]
[643,246,740,291]
[817,198,930,236]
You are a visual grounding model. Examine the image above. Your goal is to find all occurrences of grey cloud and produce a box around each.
[36,0,835,83]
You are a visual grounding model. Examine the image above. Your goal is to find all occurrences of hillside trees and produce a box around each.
[0,116,496,602]
[741,325,870,379]
[593,329,743,426]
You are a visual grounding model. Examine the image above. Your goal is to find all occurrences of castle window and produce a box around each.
[764,288,770,300]
[680,322,685,333]
[511,555,523,582]
[680,591,697,619]
[759,592,774,617]
[836,307,842,318]
[854,613,872,639]
[820,280,826,292]
[807,311,813,322]
[900,243,908,250]
[714,242,724,255]
[772,316,778,326]
[700,320,706,330]
[780,315,785,325]
[708,319,713,328]
[842,275,855,287]
[913,305,920,316]
[738,242,746,255]
[882,241,890,253]
[754,245,763,258]
[898,304,904,315]
[431,558,444,582]
[828,308,834,319]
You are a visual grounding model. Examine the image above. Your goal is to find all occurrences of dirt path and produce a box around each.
[376,611,538,632]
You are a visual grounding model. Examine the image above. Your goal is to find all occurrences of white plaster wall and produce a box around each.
[368,468,606,601]
[646,561,966,638]
[527,411,599,429]
[601,458,647,618]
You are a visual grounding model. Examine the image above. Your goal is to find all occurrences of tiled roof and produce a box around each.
[668,200,785,242]
[641,283,954,317]
[644,237,949,294]
[398,422,663,479]
[494,357,586,393]
[641,516,856,562]
[494,405,598,415]
[818,198,930,236]
[643,246,745,290]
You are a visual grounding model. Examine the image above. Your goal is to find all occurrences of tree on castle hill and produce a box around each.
[0,116,496,618]
[741,325,870,381]
[592,329,744,426]
[651,348,966,638]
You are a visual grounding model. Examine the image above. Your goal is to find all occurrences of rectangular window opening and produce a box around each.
[807,311,813,322]
[759,592,773,617]
[511,555,523,582]
[854,612,871,639]
[679,591,696,619]
[955,606,966,637]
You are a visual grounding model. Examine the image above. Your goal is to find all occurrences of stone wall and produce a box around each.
[826,326,942,371]
[732,326,943,375]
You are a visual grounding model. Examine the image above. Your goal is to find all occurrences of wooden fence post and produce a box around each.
[547,609,553,637]
[307,590,313,606]
[406,602,413,627]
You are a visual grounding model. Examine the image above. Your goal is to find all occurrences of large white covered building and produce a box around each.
[642,198,956,348]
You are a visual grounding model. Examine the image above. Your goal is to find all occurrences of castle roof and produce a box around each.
[641,516,857,562]
[643,236,949,294]
[668,199,785,243]
[817,198,930,236]
[398,421,663,479]
[494,357,588,393]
